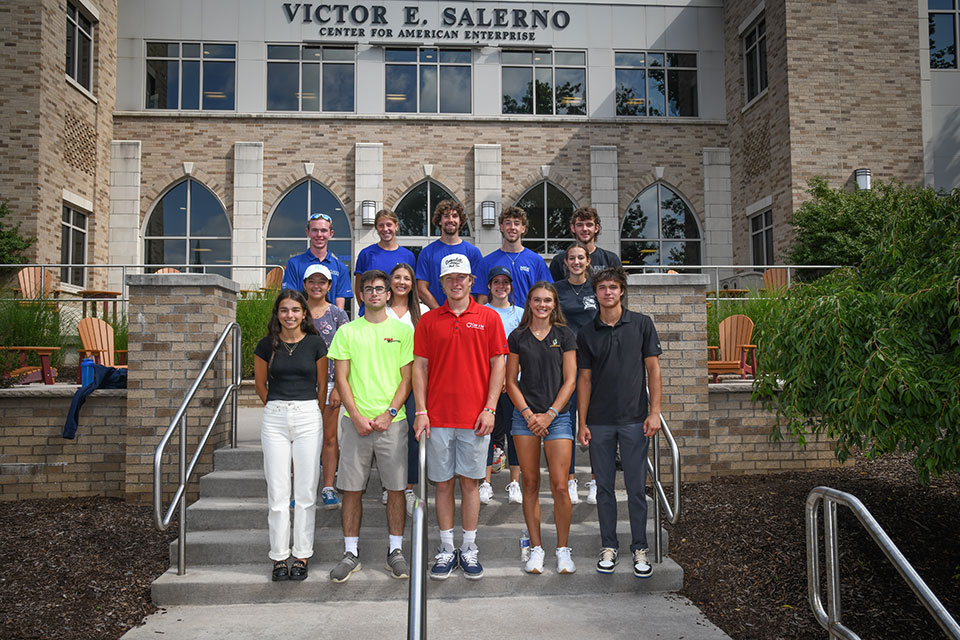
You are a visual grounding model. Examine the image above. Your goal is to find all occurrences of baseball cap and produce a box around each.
[487,265,513,283]
[303,264,332,282]
[439,253,471,278]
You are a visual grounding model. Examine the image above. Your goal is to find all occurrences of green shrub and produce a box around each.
[706,293,781,351]
[236,292,273,378]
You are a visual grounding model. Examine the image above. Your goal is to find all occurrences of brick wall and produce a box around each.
[0,388,126,501]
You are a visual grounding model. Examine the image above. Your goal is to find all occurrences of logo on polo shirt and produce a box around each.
[549,338,560,348]
[383,337,400,343]
[519,265,530,272]
[583,296,597,310]
[465,322,485,330]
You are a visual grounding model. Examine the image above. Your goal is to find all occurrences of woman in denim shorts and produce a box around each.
[505,282,578,575]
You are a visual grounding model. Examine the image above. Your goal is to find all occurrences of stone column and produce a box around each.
[124,273,238,504]
[353,142,384,262]
[702,147,733,269]
[473,143,502,254]
[590,145,620,255]
[108,141,142,293]
[232,142,264,289]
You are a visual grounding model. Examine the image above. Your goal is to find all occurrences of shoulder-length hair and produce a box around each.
[516,281,567,333]
[388,262,423,327]
[562,241,594,280]
[264,289,320,373]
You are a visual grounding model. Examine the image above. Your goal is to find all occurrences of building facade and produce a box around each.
[0,0,956,294]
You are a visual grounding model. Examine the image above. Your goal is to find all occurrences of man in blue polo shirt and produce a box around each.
[415,200,483,308]
[477,205,552,307]
[282,212,353,309]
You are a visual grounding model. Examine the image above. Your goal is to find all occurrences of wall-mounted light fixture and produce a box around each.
[854,168,871,191]
[361,200,377,225]
[481,200,497,226]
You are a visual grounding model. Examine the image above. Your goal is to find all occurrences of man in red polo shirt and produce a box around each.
[413,253,507,581]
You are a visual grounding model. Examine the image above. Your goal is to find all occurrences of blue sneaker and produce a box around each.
[429,546,458,581]
[321,487,340,510]
[458,544,483,580]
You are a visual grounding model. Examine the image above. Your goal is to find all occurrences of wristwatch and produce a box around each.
[388,407,399,417]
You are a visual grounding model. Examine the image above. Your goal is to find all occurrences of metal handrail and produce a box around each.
[153,321,242,575]
[648,412,681,563]
[806,486,960,640]
[407,433,427,639]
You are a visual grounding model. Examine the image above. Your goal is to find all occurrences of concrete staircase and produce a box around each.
[151,441,683,605]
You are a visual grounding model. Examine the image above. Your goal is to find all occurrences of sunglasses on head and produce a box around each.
[309,213,332,222]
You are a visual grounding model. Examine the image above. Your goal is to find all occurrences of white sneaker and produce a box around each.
[567,478,580,504]
[506,481,523,504]
[524,545,545,574]
[404,489,417,515]
[586,479,598,504]
[633,548,652,578]
[556,547,576,574]
[478,481,494,504]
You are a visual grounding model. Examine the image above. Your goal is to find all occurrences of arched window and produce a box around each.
[515,181,577,254]
[265,180,351,268]
[621,183,701,267]
[144,179,232,277]
[394,179,470,238]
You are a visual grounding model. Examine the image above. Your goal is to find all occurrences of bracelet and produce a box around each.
[547,407,559,419]
[483,406,496,416]
[519,406,531,415]
[415,410,428,416]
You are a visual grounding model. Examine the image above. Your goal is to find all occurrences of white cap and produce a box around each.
[303,264,332,282]
[439,253,471,278]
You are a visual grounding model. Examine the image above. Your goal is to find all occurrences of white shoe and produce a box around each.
[404,489,417,515]
[524,545,545,574]
[478,481,494,504]
[506,481,523,504]
[633,548,652,578]
[586,479,597,504]
[556,547,576,574]
[567,478,580,504]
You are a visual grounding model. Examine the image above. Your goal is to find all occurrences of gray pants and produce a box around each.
[588,422,649,552]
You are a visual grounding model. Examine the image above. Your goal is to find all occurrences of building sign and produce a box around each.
[281,3,571,42]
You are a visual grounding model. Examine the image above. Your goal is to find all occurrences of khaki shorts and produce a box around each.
[336,414,408,492]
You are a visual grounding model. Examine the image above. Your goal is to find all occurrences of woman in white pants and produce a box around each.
[254,289,328,581]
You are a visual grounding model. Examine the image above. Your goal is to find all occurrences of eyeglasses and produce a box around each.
[362,286,387,295]
[308,213,332,222]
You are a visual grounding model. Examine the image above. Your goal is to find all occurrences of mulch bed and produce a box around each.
[0,498,173,640]
[667,453,960,639]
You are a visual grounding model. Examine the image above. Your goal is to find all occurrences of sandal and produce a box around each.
[272,559,289,582]
[290,558,308,581]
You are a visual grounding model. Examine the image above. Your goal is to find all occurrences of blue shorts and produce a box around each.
[511,409,574,441]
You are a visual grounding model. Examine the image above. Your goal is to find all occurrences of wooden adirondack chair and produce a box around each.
[77,317,128,382]
[762,268,789,293]
[155,267,181,274]
[15,267,59,299]
[264,267,284,290]
[707,314,757,382]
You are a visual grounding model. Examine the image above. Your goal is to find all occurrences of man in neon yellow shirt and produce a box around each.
[327,269,414,583]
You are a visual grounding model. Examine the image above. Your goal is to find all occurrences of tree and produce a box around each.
[0,199,34,265]
[754,181,960,482]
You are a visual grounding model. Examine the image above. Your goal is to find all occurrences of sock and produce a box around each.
[389,535,404,553]
[344,536,359,556]
[462,528,477,549]
[439,528,455,551]
[323,485,334,492]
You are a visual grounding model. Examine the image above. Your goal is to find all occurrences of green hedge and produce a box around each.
[236,292,273,378]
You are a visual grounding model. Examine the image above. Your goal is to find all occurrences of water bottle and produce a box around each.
[80,357,95,387]
[519,529,531,562]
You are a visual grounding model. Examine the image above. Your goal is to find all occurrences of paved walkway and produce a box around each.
[123,593,732,639]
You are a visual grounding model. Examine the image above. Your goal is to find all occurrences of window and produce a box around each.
[515,181,577,254]
[61,205,87,287]
[502,50,586,115]
[66,2,93,90]
[267,45,355,111]
[621,183,702,267]
[743,19,768,101]
[384,48,471,113]
[615,52,698,117]
[265,180,351,268]
[144,180,232,277]
[751,210,774,266]
[394,180,470,242]
[145,42,236,110]
[929,0,958,69]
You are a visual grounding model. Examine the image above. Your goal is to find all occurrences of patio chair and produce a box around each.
[762,268,789,293]
[77,317,128,382]
[707,314,757,382]
[155,267,181,274]
[264,267,284,289]
[0,346,60,385]
[15,267,59,300]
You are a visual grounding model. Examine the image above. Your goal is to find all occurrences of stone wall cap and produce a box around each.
[0,386,127,398]
[126,273,241,293]
[628,273,710,286]
[709,380,783,393]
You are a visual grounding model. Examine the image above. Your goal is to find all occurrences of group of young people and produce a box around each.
[253,201,663,583]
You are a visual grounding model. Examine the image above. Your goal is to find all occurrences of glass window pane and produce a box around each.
[267,182,309,238]
[621,241,659,266]
[61,225,71,270]
[182,43,201,58]
[302,45,323,61]
[78,13,91,33]
[323,47,354,61]
[555,51,585,66]
[328,240,352,268]
[929,0,954,9]
[439,65,470,113]
[648,68,666,116]
[202,60,235,109]
[535,67,552,114]
[764,228,774,264]
[764,210,772,226]
[746,46,759,99]
[147,42,178,57]
[68,3,76,19]
[310,181,348,223]
[75,210,87,229]
[533,51,552,65]
[648,53,664,67]
[615,52,644,67]
[190,182,229,237]
[622,187,657,239]
[502,67,533,114]
[751,214,761,233]
[302,63,320,111]
[267,62,299,110]
[386,64,417,112]
[72,226,86,266]
[660,187,699,239]
[929,13,957,69]
[555,67,585,115]
[667,53,697,68]
[758,37,768,90]
[181,60,200,109]
[147,182,188,236]
[385,48,416,62]
[204,43,235,59]
[146,59,178,109]
[502,51,531,65]
[268,44,299,60]
[145,238,187,268]
[322,63,354,111]
[419,48,438,62]
[522,240,546,254]
[440,49,471,64]
[752,231,763,263]
[266,239,308,267]
[66,22,75,76]
[546,183,575,239]
[516,184,545,240]
[190,238,231,277]
[616,68,646,115]
[420,65,438,113]
[662,241,700,266]
[667,69,698,117]
[394,182,428,236]
[77,33,91,88]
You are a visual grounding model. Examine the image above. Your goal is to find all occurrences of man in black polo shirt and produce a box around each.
[576,266,662,578]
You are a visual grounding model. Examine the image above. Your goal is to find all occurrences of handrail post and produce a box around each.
[652,430,663,563]
[231,325,240,448]
[407,435,427,639]
[178,414,187,575]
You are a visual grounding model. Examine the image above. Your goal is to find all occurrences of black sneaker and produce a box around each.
[596,547,619,574]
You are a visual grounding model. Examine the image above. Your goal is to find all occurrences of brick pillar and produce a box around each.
[628,273,711,482]
[124,273,238,504]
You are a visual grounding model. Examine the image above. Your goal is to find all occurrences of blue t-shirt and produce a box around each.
[354,243,417,277]
[485,304,524,338]
[414,239,484,306]
[282,250,353,303]
[478,248,553,307]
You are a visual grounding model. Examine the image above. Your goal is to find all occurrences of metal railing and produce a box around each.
[648,412,681,563]
[153,322,242,575]
[407,434,427,639]
[806,486,960,639]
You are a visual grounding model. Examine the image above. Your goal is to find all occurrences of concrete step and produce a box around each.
[152,556,684,606]
[185,491,655,530]
[169,521,669,566]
